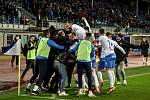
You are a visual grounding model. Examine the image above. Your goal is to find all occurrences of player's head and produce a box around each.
[29,35,35,42]
[43,25,56,38]
[57,30,65,36]
[43,29,50,37]
[85,33,92,42]
[84,26,89,33]
[68,32,76,40]
[65,21,73,31]
[98,28,105,35]
[116,33,123,42]
[106,32,112,39]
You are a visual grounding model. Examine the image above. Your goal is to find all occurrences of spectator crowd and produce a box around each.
[0,0,150,28]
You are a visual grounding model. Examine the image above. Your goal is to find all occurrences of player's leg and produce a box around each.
[142,54,146,65]
[111,57,116,86]
[92,68,100,93]
[145,57,148,66]
[56,62,68,96]
[82,74,88,90]
[26,59,40,93]
[16,55,19,69]
[31,60,35,74]
[120,61,127,85]
[32,59,48,95]
[144,52,148,66]
[105,54,116,94]
[43,58,55,89]
[73,67,79,88]
[66,62,76,88]
[115,62,121,84]
[111,68,115,86]
[77,61,84,96]
[91,60,100,93]
[49,71,59,93]
[97,58,105,90]
[21,59,32,81]
[85,62,96,97]
[106,69,115,94]
[11,55,15,68]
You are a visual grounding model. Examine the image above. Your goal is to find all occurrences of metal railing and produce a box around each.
[0,17,150,34]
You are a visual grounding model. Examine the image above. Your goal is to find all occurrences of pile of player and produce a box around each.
[20,17,135,97]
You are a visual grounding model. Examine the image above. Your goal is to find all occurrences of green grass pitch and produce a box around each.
[0,66,150,100]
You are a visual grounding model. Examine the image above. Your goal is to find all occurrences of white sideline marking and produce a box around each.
[102,72,150,82]
[20,94,69,100]
[127,72,150,78]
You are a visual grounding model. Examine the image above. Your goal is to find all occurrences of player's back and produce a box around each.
[107,39,118,54]
[98,36,110,58]
[72,24,86,39]
[98,36,109,48]
[98,36,119,58]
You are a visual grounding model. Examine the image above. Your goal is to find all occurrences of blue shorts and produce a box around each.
[98,53,116,70]
[91,60,96,68]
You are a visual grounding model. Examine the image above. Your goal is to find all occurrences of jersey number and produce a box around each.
[107,40,113,49]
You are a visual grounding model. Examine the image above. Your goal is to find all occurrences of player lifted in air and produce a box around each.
[65,21,86,40]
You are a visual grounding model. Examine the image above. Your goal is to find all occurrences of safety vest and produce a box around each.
[27,42,36,60]
[36,37,50,58]
[77,40,92,61]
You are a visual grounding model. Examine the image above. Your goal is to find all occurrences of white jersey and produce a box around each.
[107,39,126,55]
[98,36,125,58]
[71,24,86,40]
[98,36,109,58]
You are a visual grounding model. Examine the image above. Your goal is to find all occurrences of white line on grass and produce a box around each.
[102,72,150,82]
[127,72,150,78]
[20,94,70,100]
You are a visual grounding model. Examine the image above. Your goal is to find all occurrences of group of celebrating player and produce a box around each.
[20,17,129,97]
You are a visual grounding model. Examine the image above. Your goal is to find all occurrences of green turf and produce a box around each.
[0,66,150,100]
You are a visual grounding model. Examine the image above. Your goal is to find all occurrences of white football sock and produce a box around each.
[97,71,104,83]
[111,69,115,86]
[82,75,88,89]
[107,70,114,88]
[27,83,31,89]
[92,69,99,89]
[33,85,39,91]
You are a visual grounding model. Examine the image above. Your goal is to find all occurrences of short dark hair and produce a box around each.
[84,26,89,32]
[72,32,76,36]
[66,20,73,24]
[117,33,124,38]
[106,32,112,37]
[43,29,50,37]
[99,28,105,34]
[86,33,92,37]
[49,25,56,37]
[29,35,35,38]
[43,25,56,37]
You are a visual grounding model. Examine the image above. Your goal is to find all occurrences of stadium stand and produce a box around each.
[18,0,150,28]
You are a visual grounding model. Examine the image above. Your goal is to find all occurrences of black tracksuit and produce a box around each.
[116,39,136,64]
[140,41,149,57]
